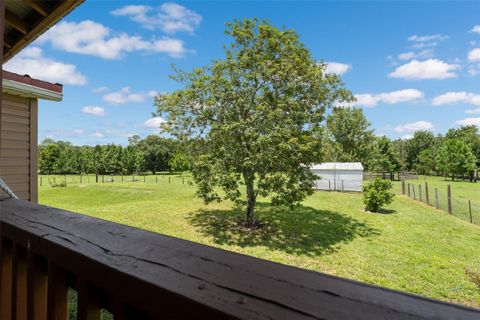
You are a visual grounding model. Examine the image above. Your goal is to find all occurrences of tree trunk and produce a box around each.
[244,171,256,226]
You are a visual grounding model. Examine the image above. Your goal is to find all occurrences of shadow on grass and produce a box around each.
[188,202,379,257]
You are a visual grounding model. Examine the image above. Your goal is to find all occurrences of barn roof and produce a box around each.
[311,162,364,171]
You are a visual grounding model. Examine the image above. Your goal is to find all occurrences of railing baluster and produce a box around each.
[13,245,28,320]
[0,237,13,320]
[46,263,68,320]
[27,253,47,320]
[77,281,101,320]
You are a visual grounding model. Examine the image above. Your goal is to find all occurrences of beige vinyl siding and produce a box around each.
[0,94,38,202]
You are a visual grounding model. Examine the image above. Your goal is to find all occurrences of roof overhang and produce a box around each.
[2,70,63,101]
[3,0,85,63]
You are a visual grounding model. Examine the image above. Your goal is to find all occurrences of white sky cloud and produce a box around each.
[4,47,86,85]
[389,59,460,80]
[82,106,107,116]
[37,20,187,59]
[103,87,156,105]
[112,3,202,34]
[325,62,351,75]
[142,117,165,128]
[397,49,433,61]
[408,34,448,42]
[353,89,424,107]
[470,25,480,34]
[466,107,480,114]
[401,134,414,140]
[455,117,480,126]
[394,121,434,133]
[93,86,109,93]
[432,92,480,106]
[468,48,480,62]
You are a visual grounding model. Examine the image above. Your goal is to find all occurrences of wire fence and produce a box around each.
[39,173,195,188]
[400,179,479,226]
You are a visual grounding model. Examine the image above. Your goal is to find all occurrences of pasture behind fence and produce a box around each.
[402,179,479,226]
[39,173,194,188]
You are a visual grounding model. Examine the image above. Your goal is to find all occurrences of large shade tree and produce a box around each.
[326,107,374,167]
[155,19,352,225]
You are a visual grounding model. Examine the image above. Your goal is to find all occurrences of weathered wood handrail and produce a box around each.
[1,198,479,319]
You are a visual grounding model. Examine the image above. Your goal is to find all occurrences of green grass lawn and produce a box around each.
[392,175,480,224]
[39,176,480,309]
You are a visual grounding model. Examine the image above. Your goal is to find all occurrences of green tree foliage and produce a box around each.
[415,148,437,175]
[436,139,476,180]
[38,137,178,175]
[155,18,353,224]
[169,152,190,174]
[370,136,401,174]
[137,135,174,174]
[363,178,395,212]
[446,125,480,163]
[404,131,437,170]
[326,107,374,167]
[39,144,62,174]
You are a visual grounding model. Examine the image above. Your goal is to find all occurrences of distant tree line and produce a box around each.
[38,110,479,182]
[38,135,190,175]
[323,107,479,181]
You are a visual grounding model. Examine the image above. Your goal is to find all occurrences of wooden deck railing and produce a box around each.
[1,198,479,319]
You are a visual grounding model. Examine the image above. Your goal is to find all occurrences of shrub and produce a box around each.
[49,177,67,188]
[466,268,480,288]
[363,178,395,212]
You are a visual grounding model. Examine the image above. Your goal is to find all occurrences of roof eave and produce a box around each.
[2,78,63,101]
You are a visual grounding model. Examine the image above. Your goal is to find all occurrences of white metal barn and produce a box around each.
[311,162,364,192]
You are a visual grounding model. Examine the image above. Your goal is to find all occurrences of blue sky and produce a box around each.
[4,0,480,145]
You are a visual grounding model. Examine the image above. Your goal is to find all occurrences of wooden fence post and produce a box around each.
[412,185,416,200]
[40,176,42,187]
[401,178,405,195]
[469,200,473,223]
[102,175,104,183]
[425,182,429,205]
[80,174,82,184]
[447,185,452,214]
[341,180,344,191]
[435,188,439,209]
[407,183,411,197]
[419,185,422,202]
[328,180,331,191]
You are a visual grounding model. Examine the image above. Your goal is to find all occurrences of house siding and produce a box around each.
[0,94,37,202]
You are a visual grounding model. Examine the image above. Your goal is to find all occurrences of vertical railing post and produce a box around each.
[447,185,452,214]
[47,263,68,320]
[401,178,405,195]
[412,184,416,200]
[419,184,422,202]
[435,188,439,209]
[0,238,13,320]
[13,245,28,319]
[407,183,411,197]
[27,252,48,320]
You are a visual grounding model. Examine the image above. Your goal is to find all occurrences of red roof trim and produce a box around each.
[2,70,63,94]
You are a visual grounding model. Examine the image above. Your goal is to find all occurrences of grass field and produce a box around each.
[392,175,480,224]
[39,174,480,308]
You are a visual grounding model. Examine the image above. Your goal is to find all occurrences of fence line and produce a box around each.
[39,174,194,188]
[400,179,478,226]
